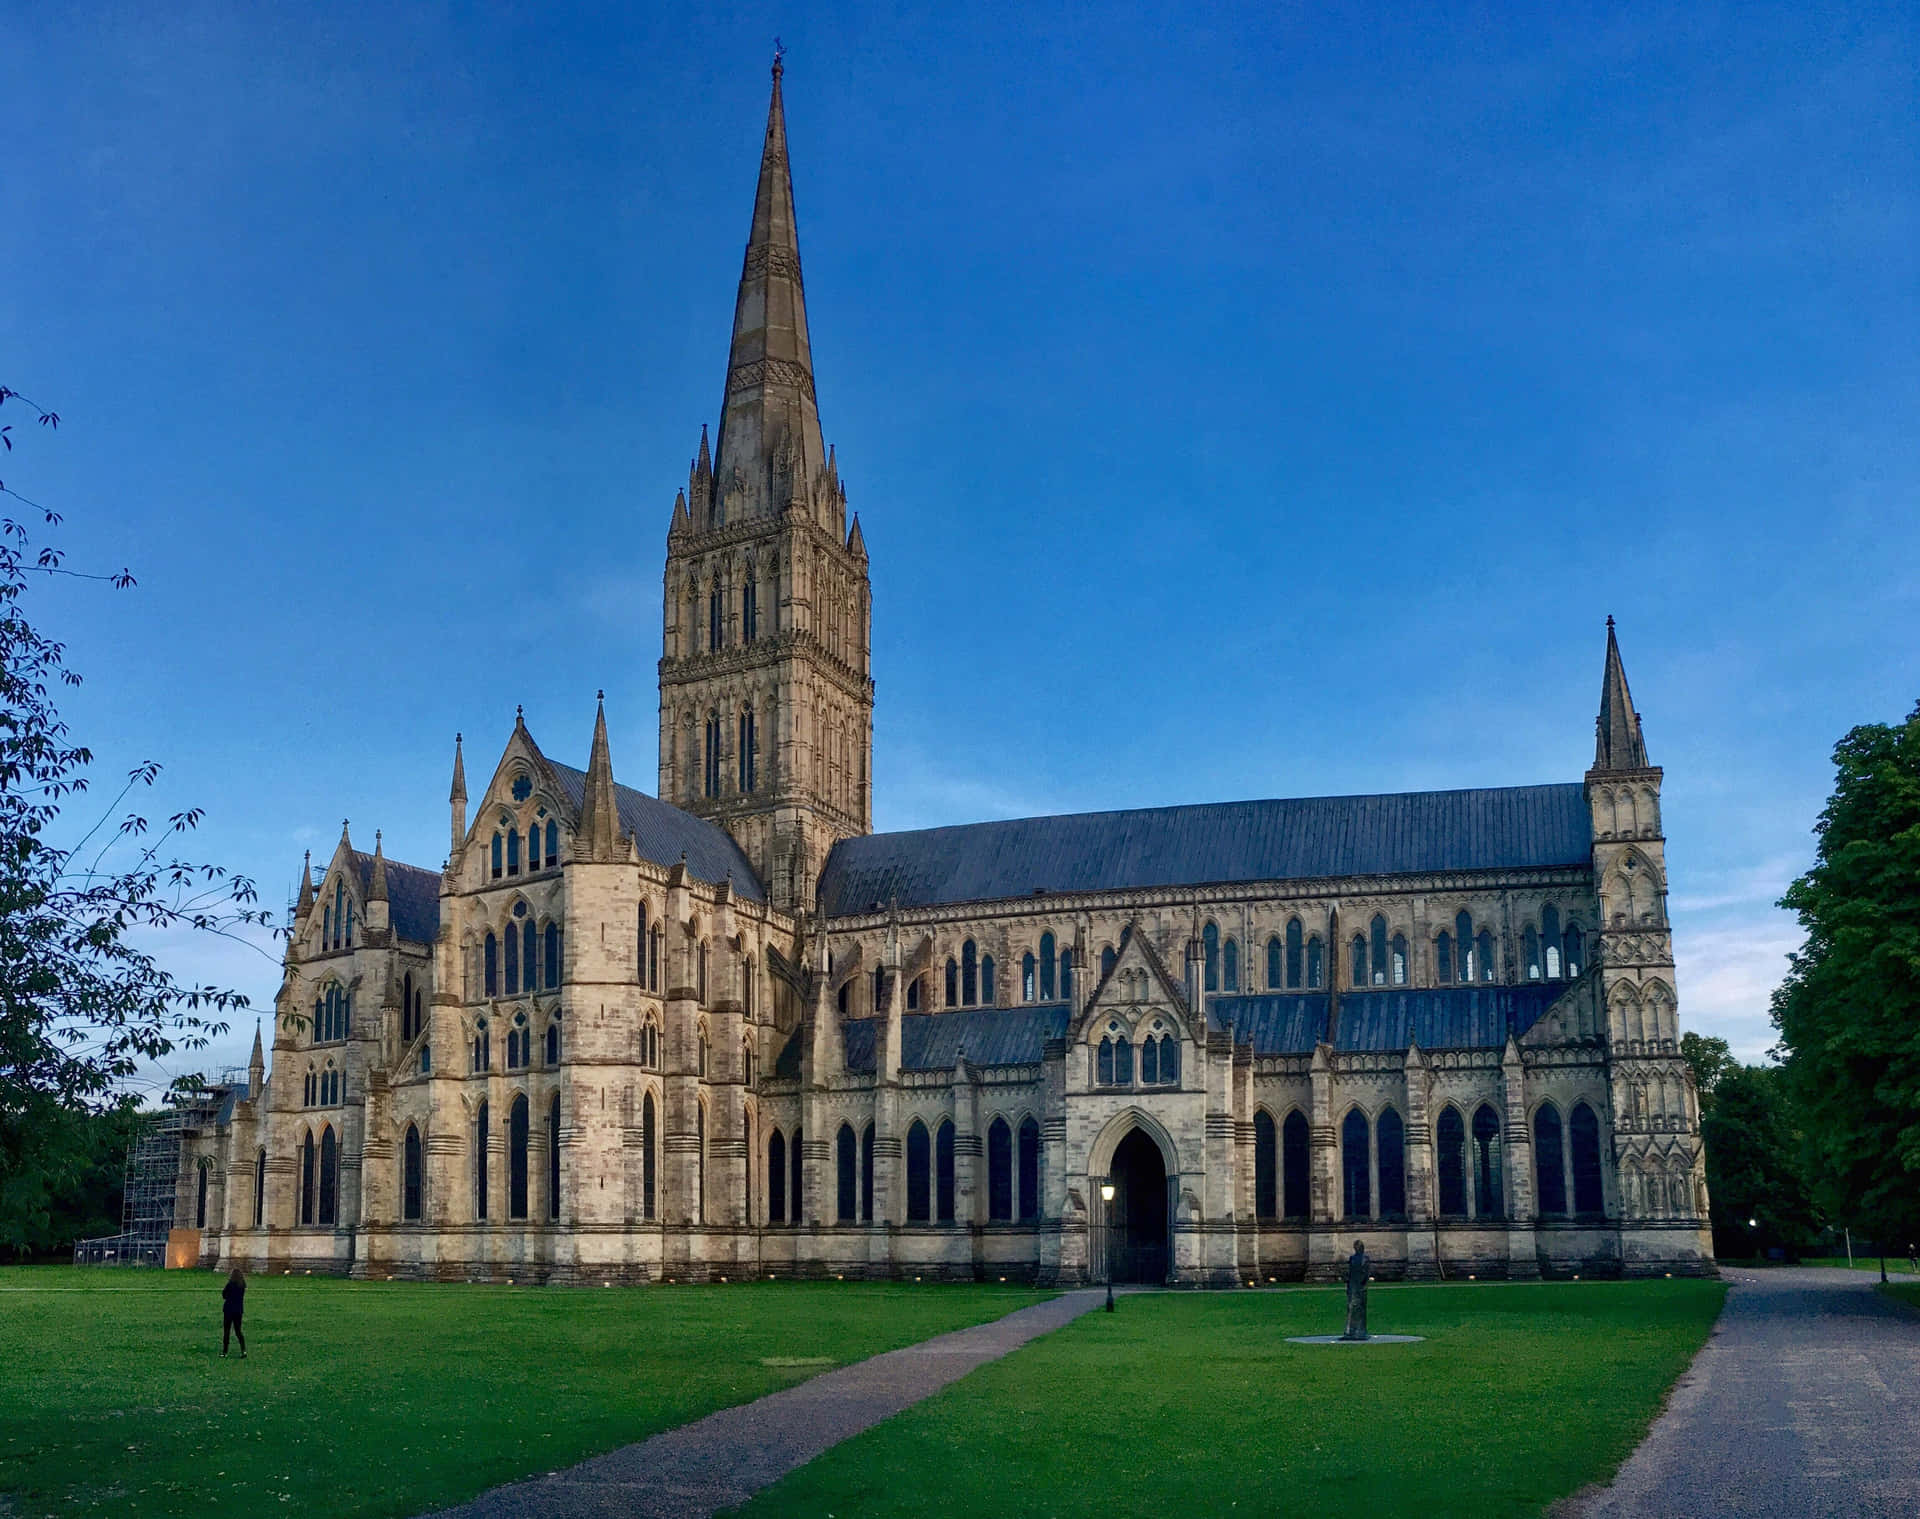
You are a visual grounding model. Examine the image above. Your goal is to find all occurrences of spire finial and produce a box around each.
[772,36,785,79]
[1606,613,1615,630]
[1593,617,1650,771]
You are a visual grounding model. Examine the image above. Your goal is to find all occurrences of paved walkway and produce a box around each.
[424,1287,1110,1519]
[1578,1267,1920,1519]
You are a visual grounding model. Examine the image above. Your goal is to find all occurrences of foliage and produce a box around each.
[1697,1062,1818,1257]
[0,386,274,1257]
[1679,1031,1734,1098]
[1772,700,1920,1250]
[732,1282,1727,1519]
[0,1272,1048,1518]
[0,1101,142,1258]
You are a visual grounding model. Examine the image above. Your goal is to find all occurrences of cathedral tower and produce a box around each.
[659,57,874,911]
[1585,618,1709,1257]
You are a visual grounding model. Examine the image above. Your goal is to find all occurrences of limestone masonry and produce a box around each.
[180,61,1713,1285]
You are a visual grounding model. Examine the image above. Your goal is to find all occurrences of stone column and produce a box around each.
[1403,1043,1437,1280]
[1308,1042,1340,1281]
[1502,1034,1539,1278]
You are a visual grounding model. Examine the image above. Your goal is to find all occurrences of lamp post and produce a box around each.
[1100,1179,1116,1311]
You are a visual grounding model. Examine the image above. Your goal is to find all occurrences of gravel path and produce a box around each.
[422,1287,1110,1519]
[1578,1266,1920,1519]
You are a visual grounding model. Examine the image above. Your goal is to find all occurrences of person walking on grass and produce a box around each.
[221,1268,247,1358]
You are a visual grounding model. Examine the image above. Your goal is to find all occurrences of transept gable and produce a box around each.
[1072,922,1190,1044]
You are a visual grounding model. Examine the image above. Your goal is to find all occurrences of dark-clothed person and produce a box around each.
[221,1269,247,1357]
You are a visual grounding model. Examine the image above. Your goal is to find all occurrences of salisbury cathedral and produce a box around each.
[179,61,1712,1285]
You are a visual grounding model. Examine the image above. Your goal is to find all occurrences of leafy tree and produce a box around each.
[1680,1032,1734,1103]
[1772,700,1920,1264]
[1697,1061,1818,1258]
[0,386,273,1256]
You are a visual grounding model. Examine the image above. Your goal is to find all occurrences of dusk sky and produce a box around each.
[6,2,1914,1086]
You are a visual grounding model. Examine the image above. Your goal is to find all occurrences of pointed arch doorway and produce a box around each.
[1107,1128,1169,1284]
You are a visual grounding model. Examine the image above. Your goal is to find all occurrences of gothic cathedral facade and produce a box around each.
[180,62,1713,1285]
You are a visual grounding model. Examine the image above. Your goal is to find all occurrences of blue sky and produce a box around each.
[5,2,1914,1082]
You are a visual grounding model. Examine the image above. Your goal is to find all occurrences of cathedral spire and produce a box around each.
[449,733,468,854]
[295,850,314,919]
[578,692,622,862]
[710,53,827,518]
[368,831,389,903]
[1593,616,1650,771]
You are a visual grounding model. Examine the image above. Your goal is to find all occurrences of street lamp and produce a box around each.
[1100,1179,1116,1311]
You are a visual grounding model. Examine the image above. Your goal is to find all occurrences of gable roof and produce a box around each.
[347,850,440,945]
[545,763,766,902]
[817,784,1591,915]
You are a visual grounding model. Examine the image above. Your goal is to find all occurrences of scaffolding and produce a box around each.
[73,1076,241,1266]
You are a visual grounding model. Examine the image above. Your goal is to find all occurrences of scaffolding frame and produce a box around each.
[73,1077,239,1266]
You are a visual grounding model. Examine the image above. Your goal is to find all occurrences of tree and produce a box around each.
[0,386,274,1256]
[1772,700,1920,1264]
[1680,1031,1734,1103]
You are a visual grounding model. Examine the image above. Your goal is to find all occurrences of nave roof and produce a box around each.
[343,849,441,944]
[817,783,1592,915]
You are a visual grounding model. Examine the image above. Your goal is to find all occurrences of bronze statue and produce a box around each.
[1341,1239,1370,1340]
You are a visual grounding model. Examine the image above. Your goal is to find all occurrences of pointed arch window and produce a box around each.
[1060,947,1073,1003]
[738,707,757,794]
[945,958,958,1008]
[1141,1030,1158,1085]
[318,1124,339,1226]
[507,1012,529,1070]
[304,1064,317,1107]
[506,828,520,877]
[1100,945,1116,979]
[696,1102,707,1224]
[1254,1111,1277,1219]
[936,1120,956,1223]
[403,1124,423,1221]
[988,1117,1013,1221]
[981,954,996,1004]
[1436,1106,1466,1215]
[1368,915,1388,985]
[544,922,561,990]
[1435,930,1453,985]
[1456,912,1475,982]
[547,1093,561,1219]
[401,972,418,1043]
[1570,1102,1603,1215]
[1017,1117,1040,1222]
[906,976,921,1011]
[1282,1110,1311,1220]
[1477,930,1496,984]
[788,1126,802,1223]
[1039,932,1056,1000]
[1534,1104,1567,1216]
[709,586,723,651]
[861,1122,875,1222]
[1349,934,1367,988]
[961,940,978,1005]
[484,934,498,998]
[491,834,503,880]
[196,1160,209,1229]
[299,1131,316,1225]
[704,712,722,799]
[1564,924,1584,979]
[1266,935,1283,991]
[1341,1110,1370,1219]
[742,571,759,644]
[508,1095,530,1220]
[1097,1037,1115,1087]
[907,1121,930,1222]
[836,1124,857,1222]
[1223,937,1239,992]
[1542,905,1563,979]
[1378,1107,1406,1218]
[1022,952,1036,1002]
[1203,921,1220,992]
[641,1091,657,1220]
[1306,935,1324,989]
[1285,919,1304,988]
[504,923,520,997]
[254,1148,267,1227]
[472,1113,487,1229]
[1524,925,1542,980]
[768,1130,786,1224]
[545,819,559,868]
[1472,1104,1504,1220]
[521,908,536,992]
[1390,934,1408,986]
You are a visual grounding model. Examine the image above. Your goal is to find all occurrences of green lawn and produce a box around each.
[1795,1255,1920,1275]
[0,1267,1049,1519]
[1882,1282,1920,1313]
[728,1280,1727,1519]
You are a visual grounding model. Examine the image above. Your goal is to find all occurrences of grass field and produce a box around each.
[1882,1282,1920,1312]
[728,1280,1727,1519]
[1795,1255,1920,1275]
[0,1267,1049,1519]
